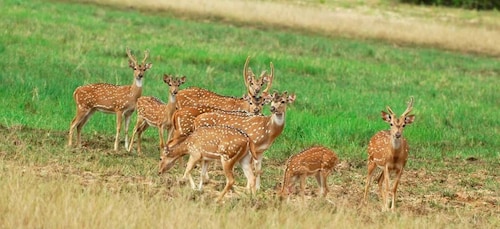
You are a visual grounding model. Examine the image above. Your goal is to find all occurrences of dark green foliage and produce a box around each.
[399,0,500,10]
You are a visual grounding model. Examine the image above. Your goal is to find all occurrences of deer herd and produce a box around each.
[67,48,416,211]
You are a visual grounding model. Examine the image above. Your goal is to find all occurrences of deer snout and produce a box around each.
[270,106,277,113]
[395,132,402,139]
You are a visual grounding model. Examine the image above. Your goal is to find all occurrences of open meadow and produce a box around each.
[0,0,499,228]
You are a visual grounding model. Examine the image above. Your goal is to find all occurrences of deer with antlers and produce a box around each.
[158,125,258,202]
[175,56,274,111]
[193,91,296,190]
[279,146,339,201]
[68,48,152,151]
[363,97,415,212]
[127,74,186,155]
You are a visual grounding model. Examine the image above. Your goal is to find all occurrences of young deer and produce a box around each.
[158,125,258,202]
[175,56,274,111]
[127,74,186,155]
[167,94,271,147]
[68,48,152,151]
[194,91,296,190]
[280,146,339,201]
[363,97,415,212]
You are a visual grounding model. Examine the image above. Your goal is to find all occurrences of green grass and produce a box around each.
[1,0,498,160]
[0,0,499,228]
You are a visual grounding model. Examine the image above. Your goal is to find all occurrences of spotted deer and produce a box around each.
[167,94,271,147]
[363,97,415,212]
[127,74,186,155]
[243,56,274,97]
[68,48,152,150]
[279,146,339,201]
[175,57,274,111]
[193,91,296,190]
[158,125,258,202]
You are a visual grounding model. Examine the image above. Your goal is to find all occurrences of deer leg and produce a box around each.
[217,160,235,203]
[318,171,330,197]
[254,153,264,190]
[299,174,306,201]
[390,168,404,211]
[113,112,123,151]
[239,153,254,190]
[199,159,209,190]
[182,154,200,190]
[363,162,377,204]
[382,166,391,212]
[128,117,144,153]
[74,109,95,148]
[377,171,385,200]
[315,172,323,196]
[239,153,256,195]
[158,126,165,150]
[123,112,133,150]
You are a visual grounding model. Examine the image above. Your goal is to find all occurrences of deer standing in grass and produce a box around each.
[363,97,415,212]
[68,48,152,150]
[158,125,258,202]
[175,56,274,111]
[167,95,270,147]
[280,146,339,201]
[127,74,186,155]
[194,91,296,190]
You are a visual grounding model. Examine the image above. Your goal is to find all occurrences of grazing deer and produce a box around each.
[127,74,186,155]
[175,57,274,111]
[243,56,274,97]
[68,48,152,151]
[363,97,415,212]
[158,125,258,202]
[279,146,339,201]
[194,91,296,190]
[167,94,271,147]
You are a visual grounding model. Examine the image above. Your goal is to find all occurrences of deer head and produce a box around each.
[243,56,274,97]
[163,74,186,97]
[269,91,296,116]
[126,48,152,81]
[380,97,415,146]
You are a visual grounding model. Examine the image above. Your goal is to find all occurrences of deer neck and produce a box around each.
[130,78,143,99]
[169,140,189,158]
[168,93,177,105]
[270,112,286,134]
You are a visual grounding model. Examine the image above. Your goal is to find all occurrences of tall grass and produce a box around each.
[1,160,492,229]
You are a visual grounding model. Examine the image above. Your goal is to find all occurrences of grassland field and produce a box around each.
[0,0,499,228]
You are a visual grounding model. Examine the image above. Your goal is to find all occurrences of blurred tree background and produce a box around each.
[400,0,500,10]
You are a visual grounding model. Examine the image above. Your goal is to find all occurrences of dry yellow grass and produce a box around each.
[85,0,500,56]
[2,159,495,229]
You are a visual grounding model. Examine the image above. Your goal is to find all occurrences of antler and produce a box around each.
[243,56,252,89]
[401,96,414,117]
[262,62,274,94]
[141,50,150,65]
[126,48,138,66]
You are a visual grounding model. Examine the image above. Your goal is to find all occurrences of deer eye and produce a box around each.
[390,123,393,126]
[402,124,406,127]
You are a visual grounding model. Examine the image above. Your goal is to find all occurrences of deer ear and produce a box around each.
[405,115,415,125]
[288,94,296,103]
[163,74,169,83]
[145,63,152,70]
[180,76,187,84]
[381,111,391,123]
[128,60,135,69]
